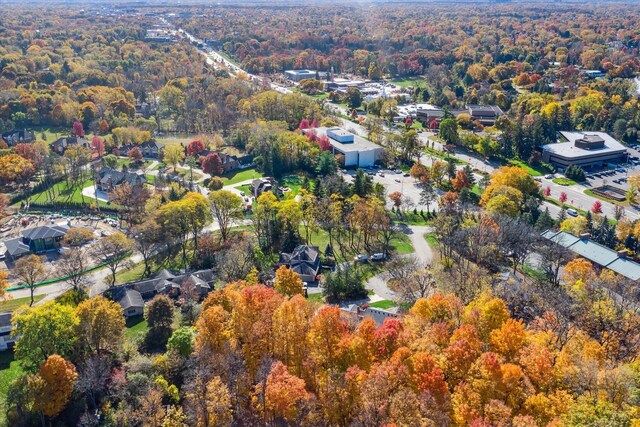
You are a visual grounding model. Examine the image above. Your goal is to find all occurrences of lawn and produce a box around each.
[125,316,148,342]
[390,77,423,88]
[26,178,108,207]
[423,146,467,164]
[508,160,551,177]
[221,168,263,186]
[391,233,415,255]
[424,232,438,249]
[0,351,23,425]
[552,177,578,186]
[368,300,397,309]
[305,227,414,258]
[0,295,45,313]
[392,211,433,226]
[175,167,204,182]
[236,184,251,195]
[156,136,195,147]
[280,175,306,196]
[306,293,324,303]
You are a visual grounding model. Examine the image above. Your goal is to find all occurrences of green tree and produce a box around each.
[167,327,194,357]
[208,190,244,242]
[316,151,338,177]
[145,295,175,351]
[344,87,362,109]
[439,118,460,145]
[12,302,78,372]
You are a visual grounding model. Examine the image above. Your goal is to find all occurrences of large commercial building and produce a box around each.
[541,131,627,169]
[285,69,320,82]
[305,127,383,168]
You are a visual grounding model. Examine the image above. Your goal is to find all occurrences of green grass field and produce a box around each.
[26,178,107,207]
[508,160,551,177]
[0,351,23,425]
[0,295,45,313]
[390,77,423,88]
[552,177,578,186]
[125,316,148,342]
[221,168,263,186]
[368,300,397,309]
[424,232,438,249]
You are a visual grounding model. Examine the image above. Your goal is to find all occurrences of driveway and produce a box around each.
[363,224,434,302]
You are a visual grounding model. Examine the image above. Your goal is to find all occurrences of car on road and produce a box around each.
[567,208,579,217]
[403,173,410,177]
[587,175,595,179]
[394,169,402,174]
[355,254,369,262]
[239,191,245,196]
[395,178,401,183]
[371,253,386,261]
[544,174,553,179]
[378,172,385,177]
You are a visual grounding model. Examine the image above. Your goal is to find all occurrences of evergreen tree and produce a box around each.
[557,206,567,223]
[535,207,555,231]
[462,164,476,186]
[352,169,372,197]
[585,210,594,233]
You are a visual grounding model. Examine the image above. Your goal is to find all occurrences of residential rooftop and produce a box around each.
[543,230,640,281]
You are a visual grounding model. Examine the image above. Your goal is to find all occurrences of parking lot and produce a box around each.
[341,167,437,210]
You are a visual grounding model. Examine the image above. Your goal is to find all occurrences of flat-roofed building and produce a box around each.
[304,127,383,168]
[285,69,318,82]
[541,131,627,169]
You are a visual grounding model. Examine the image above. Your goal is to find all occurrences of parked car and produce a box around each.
[567,208,579,217]
[394,169,402,174]
[355,254,369,262]
[544,174,553,179]
[371,253,386,261]
[395,178,401,183]
[403,173,410,177]
[378,173,385,177]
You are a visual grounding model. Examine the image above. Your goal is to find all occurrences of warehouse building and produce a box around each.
[304,127,383,168]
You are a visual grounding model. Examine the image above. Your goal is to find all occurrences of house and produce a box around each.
[250,177,277,198]
[97,167,147,192]
[107,269,215,317]
[1,129,35,146]
[340,304,399,326]
[0,313,15,351]
[118,141,159,158]
[303,127,383,168]
[118,288,145,317]
[540,131,627,169]
[50,136,89,154]
[543,230,640,281]
[279,245,321,282]
[3,224,70,261]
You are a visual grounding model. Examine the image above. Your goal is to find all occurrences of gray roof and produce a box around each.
[22,224,69,240]
[542,131,626,160]
[0,312,12,327]
[4,237,31,257]
[119,289,144,310]
[98,167,147,187]
[544,230,640,281]
[342,304,398,326]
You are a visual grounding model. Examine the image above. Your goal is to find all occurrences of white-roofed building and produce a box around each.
[541,131,627,169]
[304,127,383,168]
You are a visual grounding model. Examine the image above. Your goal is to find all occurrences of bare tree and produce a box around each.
[13,254,46,306]
[539,238,574,286]
[57,248,88,291]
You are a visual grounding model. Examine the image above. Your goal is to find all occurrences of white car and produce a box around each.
[544,174,553,179]
[371,253,386,261]
[354,254,369,262]
[567,208,579,217]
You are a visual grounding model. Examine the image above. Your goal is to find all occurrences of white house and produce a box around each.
[305,127,383,168]
[0,313,15,351]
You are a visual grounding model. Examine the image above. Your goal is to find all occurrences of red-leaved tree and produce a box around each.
[202,153,224,176]
[92,135,105,157]
[591,200,603,214]
[72,120,85,137]
[187,140,205,157]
